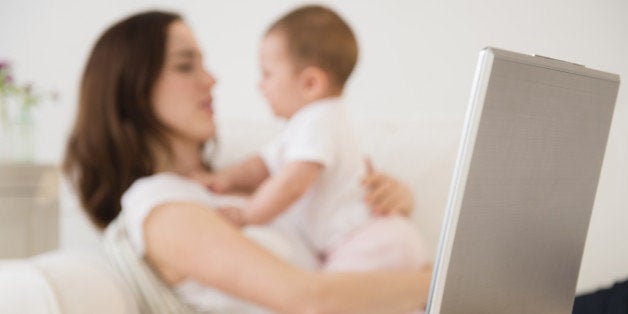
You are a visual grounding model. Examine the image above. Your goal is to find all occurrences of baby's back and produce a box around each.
[276,100,371,253]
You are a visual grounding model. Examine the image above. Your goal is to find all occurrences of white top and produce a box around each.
[261,98,370,253]
[119,172,317,313]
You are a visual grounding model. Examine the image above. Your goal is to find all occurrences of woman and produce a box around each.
[64,10,431,313]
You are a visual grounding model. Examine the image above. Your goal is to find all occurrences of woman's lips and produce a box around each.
[200,98,213,114]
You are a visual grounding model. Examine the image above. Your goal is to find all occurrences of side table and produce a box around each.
[0,163,59,258]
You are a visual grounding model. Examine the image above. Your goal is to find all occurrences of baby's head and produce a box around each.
[259,5,358,118]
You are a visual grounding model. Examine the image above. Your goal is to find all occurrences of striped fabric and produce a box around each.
[103,220,198,314]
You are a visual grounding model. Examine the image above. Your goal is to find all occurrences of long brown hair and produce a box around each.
[63,11,182,229]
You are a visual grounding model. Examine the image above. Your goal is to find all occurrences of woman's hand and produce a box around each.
[362,158,415,217]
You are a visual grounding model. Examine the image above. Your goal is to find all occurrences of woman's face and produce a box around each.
[152,21,216,145]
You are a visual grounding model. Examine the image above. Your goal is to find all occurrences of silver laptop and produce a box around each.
[426,47,620,314]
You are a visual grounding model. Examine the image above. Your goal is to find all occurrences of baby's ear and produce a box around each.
[300,66,330,97]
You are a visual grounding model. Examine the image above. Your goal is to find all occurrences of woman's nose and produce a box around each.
[200,69,216,89]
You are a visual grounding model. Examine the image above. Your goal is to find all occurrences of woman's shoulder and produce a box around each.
[122,172,217,210]
[120,172,211,220]
[127,172,202,193]
[117,172,214,255]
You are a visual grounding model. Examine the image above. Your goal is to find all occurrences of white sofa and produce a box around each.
[0,249,139,313]
[0,116,462,313]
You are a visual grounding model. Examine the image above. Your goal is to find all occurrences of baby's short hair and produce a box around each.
[267,5,358,90]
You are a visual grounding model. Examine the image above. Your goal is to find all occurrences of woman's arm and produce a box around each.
[143,202,431,313]
[314,268,432,314]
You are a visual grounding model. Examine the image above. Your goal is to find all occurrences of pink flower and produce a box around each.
[0,61,13,86]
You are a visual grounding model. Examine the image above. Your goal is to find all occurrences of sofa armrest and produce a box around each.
[0,248,139,314]
[0,259,61,313]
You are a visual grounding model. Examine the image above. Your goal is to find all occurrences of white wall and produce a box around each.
[2,0,627,293]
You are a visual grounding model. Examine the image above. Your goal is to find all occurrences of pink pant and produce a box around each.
[323,216,429,313]
[323,215,429,271]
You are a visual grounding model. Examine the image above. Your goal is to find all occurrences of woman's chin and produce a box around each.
[201,127,216,143]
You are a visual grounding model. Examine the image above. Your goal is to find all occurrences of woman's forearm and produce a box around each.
[307,268,432,314]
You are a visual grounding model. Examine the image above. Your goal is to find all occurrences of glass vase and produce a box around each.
[0,98,35,163]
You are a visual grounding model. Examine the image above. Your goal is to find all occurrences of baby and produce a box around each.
[200,5,428,273]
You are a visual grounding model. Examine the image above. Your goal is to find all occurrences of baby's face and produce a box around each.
[259,31,307,119]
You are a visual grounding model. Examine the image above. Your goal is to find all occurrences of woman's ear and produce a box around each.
[299,66,331,100]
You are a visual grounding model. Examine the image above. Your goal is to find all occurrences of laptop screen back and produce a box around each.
[426,48,620,314]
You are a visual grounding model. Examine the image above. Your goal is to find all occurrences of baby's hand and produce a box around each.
[217,206,245,227]
[188,171,231,194]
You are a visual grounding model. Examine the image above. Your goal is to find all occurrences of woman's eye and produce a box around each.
[175,64,194,72]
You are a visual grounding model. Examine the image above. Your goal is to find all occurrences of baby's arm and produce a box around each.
[194,155,269,194]
[243,161,323,224]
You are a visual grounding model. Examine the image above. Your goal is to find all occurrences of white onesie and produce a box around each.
[261,97,429,277]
